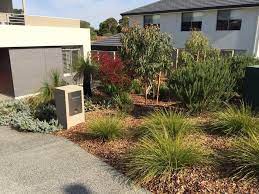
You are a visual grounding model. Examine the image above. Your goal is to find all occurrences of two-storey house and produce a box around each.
[122,0,259,59]
[0,0,91,98]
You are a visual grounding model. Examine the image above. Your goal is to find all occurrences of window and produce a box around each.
[62,47,82,76]
[144,15,160,27]
[182,12,203,31]
[217,10,242,31]
[234,50,247,56]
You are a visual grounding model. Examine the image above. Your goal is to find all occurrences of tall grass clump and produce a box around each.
[125,131,209,184]
[113,92,134,113]
[222,132,259,181]
[210,104,259,136]
[169,59,235,113]
[88,116,123,141]
[139,110,194,138]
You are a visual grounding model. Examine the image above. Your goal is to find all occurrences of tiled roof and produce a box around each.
[121,0,259,15]
[92,33,122,47]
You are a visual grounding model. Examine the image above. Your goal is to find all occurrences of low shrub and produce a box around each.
[11,111,61,133]
[113,92,134,113]
[0,100,61,133]
[87,116,123,141]
[221,132,259,181]
[103,84,120,96]
[169,59,235,113]
[210,104,259,136]
[130,79,142,94]
[33,103,57,122]
[125,131,209,184]
[139,111,194,139]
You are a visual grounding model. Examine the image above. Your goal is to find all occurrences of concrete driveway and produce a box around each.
[0,126,147,194]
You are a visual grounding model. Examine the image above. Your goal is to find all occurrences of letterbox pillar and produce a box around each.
[54,85,85,129]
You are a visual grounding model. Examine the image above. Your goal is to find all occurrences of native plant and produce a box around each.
[169,58,235,112]
[210,104,259,136]
[93,52,130,95]
[180,31,220,64]
[87,116,123,141]
[39,70,66,103]
[125,131,209,184]
[139,111,194,138]
[113,92,133,113]
[120,26,173,104]
[221,132,259,181]
[73,57,99,98]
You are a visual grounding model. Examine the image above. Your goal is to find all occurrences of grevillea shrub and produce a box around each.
[94,52,130,94]
[169,59,235,113]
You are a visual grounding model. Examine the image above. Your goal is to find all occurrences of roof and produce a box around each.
[121,0,259,16]
[92,33,122,47]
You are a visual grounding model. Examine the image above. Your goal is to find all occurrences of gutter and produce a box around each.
[121,4,259,16]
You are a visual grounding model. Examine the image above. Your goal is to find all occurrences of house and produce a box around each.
[91,33,122,60]
[121,0,259,59]
[0,0,91,98]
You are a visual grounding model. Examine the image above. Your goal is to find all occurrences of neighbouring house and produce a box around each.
[121,0,259,62]
[0,0,91,98]
[91,33,122,60]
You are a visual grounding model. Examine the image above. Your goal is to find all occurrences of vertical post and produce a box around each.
[22,0,26,15]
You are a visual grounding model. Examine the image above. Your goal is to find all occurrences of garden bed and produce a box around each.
[55,95,259,194]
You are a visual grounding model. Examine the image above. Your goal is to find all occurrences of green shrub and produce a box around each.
[130,79,142,94]
[229,55,259,95]
[139,111,194,139]
[169,59,235,113]
[0,100,61,133]
[113,92,133,113]
[33,103,57,122]
[125,131,209,184]
[103,84,120,96]
[88,116,123,141]
[210,104,259,136]
[222,132,259,181]
[158,84,170,100]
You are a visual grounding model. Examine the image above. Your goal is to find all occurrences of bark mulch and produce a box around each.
[55,99,259,194]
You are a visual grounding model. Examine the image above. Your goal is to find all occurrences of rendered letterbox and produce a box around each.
[54,85,85,129]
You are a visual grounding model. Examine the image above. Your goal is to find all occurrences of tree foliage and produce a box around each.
[118,16,129,32]
[180,31,220,64]
[98,18,118,36]
[120,26,173,104]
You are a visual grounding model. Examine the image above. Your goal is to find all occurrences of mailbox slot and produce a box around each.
[68,91,82,116]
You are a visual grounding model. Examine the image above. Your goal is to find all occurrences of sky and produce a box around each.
[12,0,158,28]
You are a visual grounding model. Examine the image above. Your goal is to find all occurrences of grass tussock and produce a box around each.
[210,104,259,136]
[87,116,123,141]
[125,131,209,184]
[221,132,259,181]
[139,110,195,139]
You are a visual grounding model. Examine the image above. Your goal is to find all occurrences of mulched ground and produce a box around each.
[55,95,259,194]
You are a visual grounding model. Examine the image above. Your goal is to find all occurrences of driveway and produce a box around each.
[0,126,147,194]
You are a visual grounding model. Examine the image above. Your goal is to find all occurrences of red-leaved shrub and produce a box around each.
[93,52,130,90]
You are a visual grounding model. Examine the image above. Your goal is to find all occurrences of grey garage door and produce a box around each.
[9,47,63,97]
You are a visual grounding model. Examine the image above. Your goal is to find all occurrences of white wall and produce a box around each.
[128,7,259,55]
[0,25,91,58]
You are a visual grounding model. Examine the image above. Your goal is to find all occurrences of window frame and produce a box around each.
[216,9,242,31]
[62,46,83,77]
[143,14,160,28]
[181,12,203,31]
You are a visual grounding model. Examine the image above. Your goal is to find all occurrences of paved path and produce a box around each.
[0,126,148,194]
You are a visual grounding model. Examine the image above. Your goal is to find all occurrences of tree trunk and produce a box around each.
[156,71,162,105]
[145,84,148,105]
[83,72,92,98]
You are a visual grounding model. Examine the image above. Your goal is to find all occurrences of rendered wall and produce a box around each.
[25,15,80,28]
[128,7,259,55]
[0,25,91,59]
[9,47,63,97]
